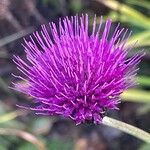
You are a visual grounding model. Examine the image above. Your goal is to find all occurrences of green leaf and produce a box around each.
[48,139,73,150]
[70,0,82,13]
[18,143,37,150]
[137,76,150,87]
[125,31,150,47]
[0,111,24,124]
[0,145,7,150]
[139,144,150,150]
[127,0,150,9]
[98,0,150,29]
[121,89,150,103]
[0,136,9,150]
[108,11,149,29]
[0,120,25,129]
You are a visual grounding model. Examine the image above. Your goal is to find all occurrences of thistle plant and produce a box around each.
[13,14,150,142]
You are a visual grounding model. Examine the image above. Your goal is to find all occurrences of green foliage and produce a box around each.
[30,117,54,135]
[100,0,150,104]
[0,136,9,150]
[0,120,25,129]
[70,0,82,13]
[139,144,150,150]
[100,0,150,29]
[18,143,37,150]
[100,0,150,49]
[125,31,150,48]
[48,139,73,150]
[0,135,19,150]
[0,145,7,150]
[121,89,150,103]
[137,76,150,87]
[126,0,150,10]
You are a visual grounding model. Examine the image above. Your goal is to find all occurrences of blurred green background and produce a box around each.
[0,0,150,150]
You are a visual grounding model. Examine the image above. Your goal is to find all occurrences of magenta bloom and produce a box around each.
[13,15,143,125]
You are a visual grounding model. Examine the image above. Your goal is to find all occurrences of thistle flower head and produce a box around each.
[13,15,143,125]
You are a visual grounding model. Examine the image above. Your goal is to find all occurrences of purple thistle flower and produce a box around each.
[13,15,144,125]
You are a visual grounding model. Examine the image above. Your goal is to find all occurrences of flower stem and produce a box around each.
[102,116,150,143]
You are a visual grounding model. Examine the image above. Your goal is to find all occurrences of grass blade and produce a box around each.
[121,89,150,103]
[97,0,150,29]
